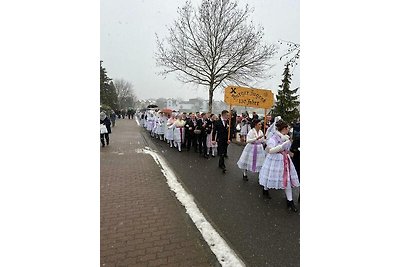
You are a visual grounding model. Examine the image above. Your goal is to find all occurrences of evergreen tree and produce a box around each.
[100,61,118,110]
[272,63,300,124]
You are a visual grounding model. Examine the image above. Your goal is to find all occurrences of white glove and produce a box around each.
[281,134,290,141]
[268,144,283,153]
[268,140,291,153]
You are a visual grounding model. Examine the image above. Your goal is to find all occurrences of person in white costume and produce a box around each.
[240,114,251,143]
[165,114,175,147]
[170,114,186,152]
[259,117,300,212]
[236,119,266,181]
[146,113,155,133]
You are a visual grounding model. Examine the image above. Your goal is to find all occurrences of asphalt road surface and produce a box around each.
[142,130,300,267]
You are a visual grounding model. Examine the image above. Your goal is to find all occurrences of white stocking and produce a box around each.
[177,142,182,151]
[285,177,293,201]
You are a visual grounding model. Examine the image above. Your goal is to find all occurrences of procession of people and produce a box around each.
[133,108,300,213]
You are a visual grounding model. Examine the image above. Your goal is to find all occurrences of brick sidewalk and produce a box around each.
[100,118,218,267]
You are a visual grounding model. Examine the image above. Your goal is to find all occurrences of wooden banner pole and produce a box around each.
[228,104,232,141]
[264,108,267,134]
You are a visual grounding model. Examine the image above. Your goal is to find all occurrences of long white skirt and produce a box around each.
[156,123,165,135]
[237,143,265,172]
[206,133,218,148]
[146,120,154,131]
[173,127,185,143]
[165,127,174,140]
[258,153,300,189]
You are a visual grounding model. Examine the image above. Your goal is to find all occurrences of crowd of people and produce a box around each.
[136,109,300,212]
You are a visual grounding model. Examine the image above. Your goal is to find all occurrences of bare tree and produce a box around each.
[114,78,137,109]
[155,0,277,112]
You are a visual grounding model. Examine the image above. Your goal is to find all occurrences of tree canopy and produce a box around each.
[272,63,299,124]
[155,0,277,112]
[100,61,118,110]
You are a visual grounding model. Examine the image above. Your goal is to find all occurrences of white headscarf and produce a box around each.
[265,116,281,140]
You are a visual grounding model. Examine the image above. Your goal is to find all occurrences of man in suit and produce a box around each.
[212,110,231,173]
[196,113,209,158]
[185,113,197,151]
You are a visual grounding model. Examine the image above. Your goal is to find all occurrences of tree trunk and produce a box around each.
[208,84,214,113]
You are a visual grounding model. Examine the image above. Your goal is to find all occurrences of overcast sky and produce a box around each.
[100,0,299,101]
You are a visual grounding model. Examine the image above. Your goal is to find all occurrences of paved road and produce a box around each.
[101,119,219,266]
[141,123,300,267]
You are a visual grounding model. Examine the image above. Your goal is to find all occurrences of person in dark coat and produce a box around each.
[185,113,197,152]
[212,110,231,173]
[110,110,117,127]
[100,111,112,147]
[196,113,209,158]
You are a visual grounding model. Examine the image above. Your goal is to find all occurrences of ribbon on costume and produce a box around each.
[281,151,290,188]
[179,127,183,143]
[252,142,259,172]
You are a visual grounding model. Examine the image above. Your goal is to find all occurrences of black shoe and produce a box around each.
[287,200,298,212]
[243,174,248,181]
[222,168,227,174]
[101,144,105,147]
[262,189,271,199]
[224,155,228,159]
[212,154,216,157]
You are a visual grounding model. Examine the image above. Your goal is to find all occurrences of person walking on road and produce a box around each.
[258,118,300,212]
[206,114,218,157]
[185,113,197,152]
[100,111,112,147]
[240,114,251,143]
[165,114,175,147]
[212,110,231,173]
[237,119,266,181]
[196,113,208,158]
[110,110,117,127]
[170,114,186,152]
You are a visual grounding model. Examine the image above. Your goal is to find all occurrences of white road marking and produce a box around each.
[136,147,245,267]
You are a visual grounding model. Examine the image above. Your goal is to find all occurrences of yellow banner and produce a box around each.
[224,86,274,109]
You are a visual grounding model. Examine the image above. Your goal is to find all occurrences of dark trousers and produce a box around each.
[100,133,109,146]
[198,134,207,155]
[186,134,197,151]
[217,142,228,168]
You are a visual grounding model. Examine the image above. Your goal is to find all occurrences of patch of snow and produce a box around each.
[136,147,245,267]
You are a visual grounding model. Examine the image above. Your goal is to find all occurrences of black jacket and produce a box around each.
[101,117,112,134]
[185,119,196,135]
[196,118,208,135]
[212,119,231,144]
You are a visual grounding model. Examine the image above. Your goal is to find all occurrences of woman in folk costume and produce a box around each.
[165,114,175,147]
[157,112,166,141]
[146,112,155,133]
[240,114,251,143]
[206,114,218,157]
[259,117,300,212]
[151,113,159,138]
[236,119,266,181]
[170,114,186,152]
[154,112,163,140]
